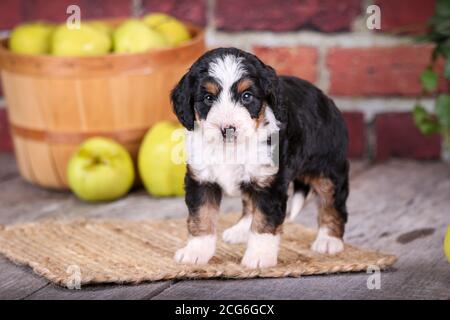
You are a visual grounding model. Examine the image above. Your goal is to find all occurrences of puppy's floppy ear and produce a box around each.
[260,64,278,105]
[258,62,286,124]
[171,72,195,130]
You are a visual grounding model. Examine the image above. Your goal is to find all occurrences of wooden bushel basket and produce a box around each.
[0,24,205,189]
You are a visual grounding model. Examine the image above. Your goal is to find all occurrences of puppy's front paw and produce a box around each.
[222,216,252,244]
[242,249,277,269]
[311,227,344,254]
[174,235,216,265]
[241,232,280,269]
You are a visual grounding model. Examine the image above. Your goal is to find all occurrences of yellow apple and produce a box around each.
[88,21,114,36]
[9,22,54,55]
[445,225,450,262]
[67,138,135,202]
[51,23,112,56]
[142,13,191,46]
[138,121,186,197]
[113,19,168,53]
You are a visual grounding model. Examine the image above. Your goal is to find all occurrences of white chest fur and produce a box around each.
[186,105,280,196]
[189,162,278,196]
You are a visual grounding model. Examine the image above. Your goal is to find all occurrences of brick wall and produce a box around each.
[0,0,443,161]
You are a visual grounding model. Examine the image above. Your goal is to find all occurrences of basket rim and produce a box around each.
[0,19,206,76]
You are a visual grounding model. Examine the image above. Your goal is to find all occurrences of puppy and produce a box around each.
[171,48,349,269]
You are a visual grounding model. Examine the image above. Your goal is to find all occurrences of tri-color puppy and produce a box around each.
[171,47,349,269]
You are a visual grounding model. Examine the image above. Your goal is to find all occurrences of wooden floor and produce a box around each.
[0,153,449,300]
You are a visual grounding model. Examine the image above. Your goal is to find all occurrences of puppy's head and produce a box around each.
[171,48,282,140]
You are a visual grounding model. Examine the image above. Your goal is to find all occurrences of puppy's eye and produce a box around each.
[241,91,253,104]
[203,94,215,106]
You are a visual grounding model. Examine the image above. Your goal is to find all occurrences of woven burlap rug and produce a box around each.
[0,214,396,287]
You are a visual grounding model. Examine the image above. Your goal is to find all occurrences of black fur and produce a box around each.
[293,179,311,199]
[185,171,222,215]
[172,47,349,236]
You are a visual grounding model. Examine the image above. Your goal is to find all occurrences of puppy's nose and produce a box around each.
[221,125,236,141]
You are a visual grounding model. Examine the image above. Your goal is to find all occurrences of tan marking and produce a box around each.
[203,81,219,95]
[308,177,345,238]
[251,205,282,235]
[241,192,255,217]
[188,203,219,236]
[240,192,280,234]
[195,111,201,123]
[255,104,267,129]
[251,168,276,189]
[237,78,253,93]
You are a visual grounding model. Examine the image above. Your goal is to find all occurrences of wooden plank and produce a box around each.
[0,155,54,299]
[26,281,173,300]
[153,160,450,300]
[152,266,449,300]
[0,153,18,182]
[0,256,48,300]
[348,160,369,178]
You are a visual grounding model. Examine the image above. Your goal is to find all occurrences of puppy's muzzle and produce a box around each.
[221,125,236,142]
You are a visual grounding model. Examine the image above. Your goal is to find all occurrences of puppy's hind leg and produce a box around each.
[288,179,310,221]
[310,167,349,254]
[222,192,253,244]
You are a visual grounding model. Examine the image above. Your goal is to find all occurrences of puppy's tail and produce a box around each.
[288,181,310,221]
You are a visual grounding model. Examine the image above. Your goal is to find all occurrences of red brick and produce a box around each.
[0,0,22,29]
[375,0,435,34]
[310,0,362,33]
[327,45,444,97]
[82,0,132,20]
[23,0,131,23]
[253,46,318,83]
[23,0,84,23]
[216,0,361,32]
[0,108,12,152]
[375,112,441,161]
[142,0,206,26]
[342,112,365,159]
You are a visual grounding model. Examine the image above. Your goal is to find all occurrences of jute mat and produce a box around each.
[0,214,397,287]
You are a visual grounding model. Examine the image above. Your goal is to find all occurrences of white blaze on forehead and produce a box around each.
[204,54,250,137]
[208,54,246,94]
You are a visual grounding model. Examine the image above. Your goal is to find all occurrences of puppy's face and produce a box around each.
[195,55,266,141]
[171,48,280,142]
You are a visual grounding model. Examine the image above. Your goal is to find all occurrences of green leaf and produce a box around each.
[445,58,450,78]
[429,15,447,28]
[420,121,442,134]
[413,104,430,122]
[435,19,450,36]
[436,94,450,127]
[432,45,440,61]
[435,0,450,18]
[435,39,450,59]
[413,105,441,134]
[420,69,439,91]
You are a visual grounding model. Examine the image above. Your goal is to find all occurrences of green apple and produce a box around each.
[51,23,112,56]
[143,13,191,46]
[138,121,186,197]
[67,137,135,202]
[445,225,450,262]
[9,22,54,55]
[113,19,168,53]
